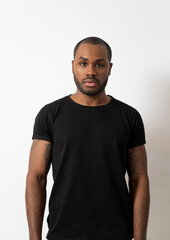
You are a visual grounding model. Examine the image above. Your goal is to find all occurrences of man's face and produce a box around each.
[72,43,113,96]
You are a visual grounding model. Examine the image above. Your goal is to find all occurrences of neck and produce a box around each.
[70,91,111,106]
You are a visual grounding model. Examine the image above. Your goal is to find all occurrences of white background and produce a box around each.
[0,0,170,239]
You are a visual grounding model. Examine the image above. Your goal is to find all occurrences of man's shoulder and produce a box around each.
[44,95,68,110]
[113,97,139,115]
[36,95,68,120]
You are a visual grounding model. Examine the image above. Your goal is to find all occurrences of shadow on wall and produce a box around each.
[144,73,170,240]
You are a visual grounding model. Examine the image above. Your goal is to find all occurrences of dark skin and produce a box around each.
[25,139,52,240]
[127,145,150,240]
[25,43,150,240]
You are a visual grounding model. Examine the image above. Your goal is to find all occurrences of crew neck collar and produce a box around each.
[66,94,114,109]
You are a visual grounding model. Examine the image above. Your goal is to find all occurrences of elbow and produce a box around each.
[26,171,47,188]
[128,173,150,198]
[128,173,150,193]
[129,172,149,184]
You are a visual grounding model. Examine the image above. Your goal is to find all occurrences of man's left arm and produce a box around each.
[127,144,150,240]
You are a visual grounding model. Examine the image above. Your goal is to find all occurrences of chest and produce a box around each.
[51,108,130,151]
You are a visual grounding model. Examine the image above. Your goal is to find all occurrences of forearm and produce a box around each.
[129,175,150,240]
[25,174,47,240]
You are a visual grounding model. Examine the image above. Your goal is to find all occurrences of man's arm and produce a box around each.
[127,144,150,240]
[25,139,52,240]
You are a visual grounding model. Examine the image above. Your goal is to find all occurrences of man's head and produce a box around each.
[74,36,112,63]
[72,36,113,96]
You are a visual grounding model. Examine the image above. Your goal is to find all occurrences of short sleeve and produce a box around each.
[32,104,53,143]
[127,110,146,149]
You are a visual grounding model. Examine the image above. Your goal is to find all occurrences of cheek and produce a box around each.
[76,67,85,74]
[100,69,109,77]
[74,67,85,78]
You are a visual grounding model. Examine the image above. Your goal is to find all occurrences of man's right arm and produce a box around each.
[25,139,52,240]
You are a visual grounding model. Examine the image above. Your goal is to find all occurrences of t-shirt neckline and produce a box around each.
[66,94,114,109]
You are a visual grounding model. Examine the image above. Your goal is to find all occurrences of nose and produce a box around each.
[86,64,96,77]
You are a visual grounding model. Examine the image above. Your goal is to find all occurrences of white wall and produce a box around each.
[0,0,170,239]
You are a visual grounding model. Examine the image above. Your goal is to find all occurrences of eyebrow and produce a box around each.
[78,56,107,63]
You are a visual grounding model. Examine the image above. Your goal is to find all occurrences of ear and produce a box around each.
[108,62,113,75]
[72,60,74,73]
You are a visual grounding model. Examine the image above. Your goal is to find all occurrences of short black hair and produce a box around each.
[73,36,112,62]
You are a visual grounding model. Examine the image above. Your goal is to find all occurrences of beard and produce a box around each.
[73,73,109,96]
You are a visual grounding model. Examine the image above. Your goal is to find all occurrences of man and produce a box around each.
[25,36,150,240]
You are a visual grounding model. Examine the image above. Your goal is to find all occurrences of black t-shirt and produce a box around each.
[32,94,146,240]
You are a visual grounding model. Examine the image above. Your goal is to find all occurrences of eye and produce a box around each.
[96,63,103,67]
[80,62,87,66]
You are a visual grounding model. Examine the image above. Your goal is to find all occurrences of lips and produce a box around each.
[84,79,98,87]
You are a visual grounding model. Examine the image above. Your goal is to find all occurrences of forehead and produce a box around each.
[75,43,108,60]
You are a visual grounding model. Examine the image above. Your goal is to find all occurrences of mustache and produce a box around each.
[82,77,99,82]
